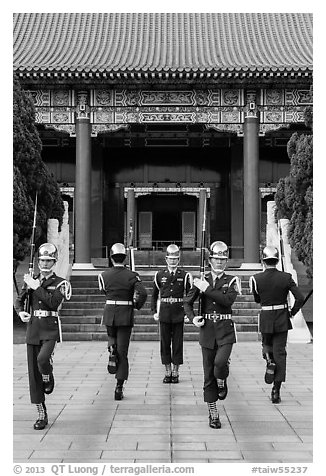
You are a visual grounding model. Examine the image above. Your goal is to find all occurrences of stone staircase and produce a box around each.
[60,269,261,341]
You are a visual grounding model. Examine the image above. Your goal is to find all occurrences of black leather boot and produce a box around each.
[264,360,276,384]
[207,402,221,429]
[34,403,48,430]
[114,380,124,400]
[217,379,228,400]
[209,414,221,429]
[271,381,281,404]
[43,373,55,394]
[107,345,118,374]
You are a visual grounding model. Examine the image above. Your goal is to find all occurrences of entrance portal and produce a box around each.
[137,194,197,250]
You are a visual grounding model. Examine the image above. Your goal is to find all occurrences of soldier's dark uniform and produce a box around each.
[250,267,304,384]
[15,272,69,404]
[99,266,147,382]
[184,272,239,402]
[151,268,192,367]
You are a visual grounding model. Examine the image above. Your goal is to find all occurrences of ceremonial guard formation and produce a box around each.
[151,244,193,383]
[15,243,71,430]
[98,243,147,400]
[249,245,304,403]
[184,241,241,429]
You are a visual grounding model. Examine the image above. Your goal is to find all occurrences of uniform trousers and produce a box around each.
[27,340,56,404]
[106,325,132,381]
[159,321,184,365]
[262,331,288,382]
[201,342,233,403]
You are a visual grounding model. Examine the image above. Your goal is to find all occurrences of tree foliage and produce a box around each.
[274,100,313,278]
[13,76,64,262]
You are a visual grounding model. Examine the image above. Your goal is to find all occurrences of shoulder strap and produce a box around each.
[229,276,242,295]
[249,275,258,294]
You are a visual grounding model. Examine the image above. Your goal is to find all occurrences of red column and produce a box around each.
[74,91,92,265]
[243,102,260,264]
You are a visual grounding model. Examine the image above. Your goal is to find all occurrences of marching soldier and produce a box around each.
[15,243,71,430]
[249,246,304,404]
[184,241,241,429]
[151,244,192,384]
[98,243,147,400]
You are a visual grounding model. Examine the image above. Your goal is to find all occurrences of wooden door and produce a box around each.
[138,212,152,249]
[182,211,196,248]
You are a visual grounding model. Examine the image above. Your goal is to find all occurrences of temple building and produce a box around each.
[13,13,313,268]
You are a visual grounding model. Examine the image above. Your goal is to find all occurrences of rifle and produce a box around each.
[302,289,313,308]
[24,192,38,313]
[128,218,135,272]
[198,195,207,316]
[278,223,285,272]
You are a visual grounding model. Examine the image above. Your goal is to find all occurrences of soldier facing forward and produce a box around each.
[184,241,241,429]
[15,243,71,430]
[249,246,304,404]
[151,244,193,384]
[98,243,147,400]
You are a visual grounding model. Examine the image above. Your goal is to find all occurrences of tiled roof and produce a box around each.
[13,13,313,78]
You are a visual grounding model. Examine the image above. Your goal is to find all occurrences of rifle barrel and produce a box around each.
[24,192,38,312]
[198,193,207,314]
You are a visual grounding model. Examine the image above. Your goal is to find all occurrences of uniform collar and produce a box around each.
[40,271,55,281]
[211,271,224,281]
[167,267,177,274]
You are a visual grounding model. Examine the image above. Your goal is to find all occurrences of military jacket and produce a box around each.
[99,266,147,327]
[250,268,305,334]
[184,272,239,349]
[151,268,192,323]
[15,273,69,345]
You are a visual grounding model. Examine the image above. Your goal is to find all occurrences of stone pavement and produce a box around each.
[13,340,313,464]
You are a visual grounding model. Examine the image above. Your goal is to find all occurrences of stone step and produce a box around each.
[61,322,258,334]
[63,298,259,309]
[61,268,259,340]
[61,315,258,325]
[61,331,260,342]
[60,307,259,317]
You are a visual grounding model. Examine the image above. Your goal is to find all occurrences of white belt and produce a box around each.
[106,300,133,306]
[261,304,287,311]
[33,310,58,318]
[204,313,232,322]
[161,297,184,303]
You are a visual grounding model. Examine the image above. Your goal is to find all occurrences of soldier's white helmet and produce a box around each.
[165,244,180,269]
[110,243,127,258]
[209,241,229,273]
[262,246,279,262]
[37,243,58,272]
[209,241,229,259]
[166,244,180,258]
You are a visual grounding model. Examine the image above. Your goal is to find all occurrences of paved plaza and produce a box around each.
[13,339,313,464]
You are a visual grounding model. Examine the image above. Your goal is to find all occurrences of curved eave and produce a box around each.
[14,68,313,81]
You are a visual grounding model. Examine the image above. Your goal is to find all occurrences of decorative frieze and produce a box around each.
[124,186,211,198]
[76,91,90,120]
[26,87,311,133]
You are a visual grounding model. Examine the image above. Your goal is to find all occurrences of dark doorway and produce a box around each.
[153,209,180,247]
[137,193,197,249]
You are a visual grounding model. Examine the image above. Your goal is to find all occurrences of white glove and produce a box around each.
[23,274,40,290]
[193,277,210,292]
[19,311,31,323]
[184,315,190,323]
[193,315,205,327]
[153,313,159,321]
